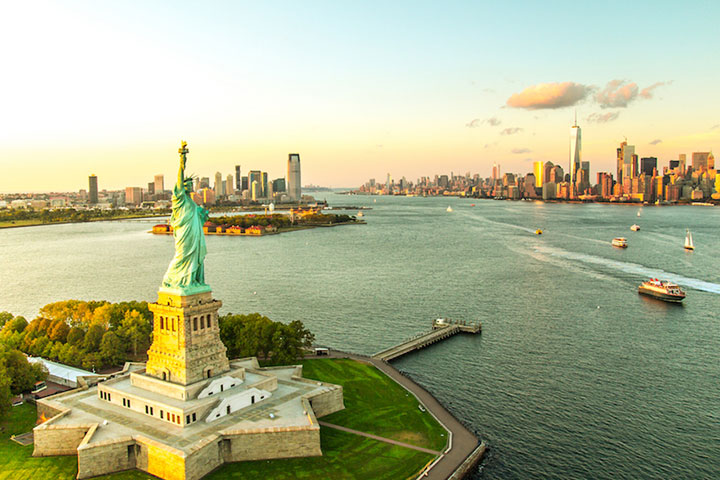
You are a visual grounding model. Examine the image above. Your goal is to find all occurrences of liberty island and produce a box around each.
[31,142,345,480]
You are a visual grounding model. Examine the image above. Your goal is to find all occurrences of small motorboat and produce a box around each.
[446,206,453,212]
[612,237,628,248]
[630,224,640,231]
[535,229,543,235]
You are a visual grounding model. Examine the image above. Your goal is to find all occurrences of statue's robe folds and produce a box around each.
[162,183,209,290]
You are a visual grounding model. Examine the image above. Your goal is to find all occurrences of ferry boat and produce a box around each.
[638,278,686,302]
[684,229,694,250]
[630,224,640,231]
[611,237,628,248]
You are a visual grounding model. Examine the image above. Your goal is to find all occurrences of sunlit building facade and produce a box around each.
[569,120,581,183]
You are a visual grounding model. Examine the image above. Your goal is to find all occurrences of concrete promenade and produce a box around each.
[325,350,483,480]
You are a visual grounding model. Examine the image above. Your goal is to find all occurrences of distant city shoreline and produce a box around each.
[341,191,718,206]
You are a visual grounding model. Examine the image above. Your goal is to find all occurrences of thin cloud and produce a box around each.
[711,124,719,130]
[595,79,638,108]
[596,79,669,108]
[467,117,501,128]
[640,81,671,99]
[649,139,662,145]
[512,148,531,154]
[500,127,523,135]
[506,82,592,109]
[586,111,621,123]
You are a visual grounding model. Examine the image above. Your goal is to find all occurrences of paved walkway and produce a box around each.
[319,421,441,455]
[319,350,481,480]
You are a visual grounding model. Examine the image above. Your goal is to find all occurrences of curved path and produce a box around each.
[322,350,483,480]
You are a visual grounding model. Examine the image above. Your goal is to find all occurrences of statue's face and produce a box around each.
[184,181,193,192]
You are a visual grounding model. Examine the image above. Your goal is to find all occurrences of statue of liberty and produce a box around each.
[161,141,210,293]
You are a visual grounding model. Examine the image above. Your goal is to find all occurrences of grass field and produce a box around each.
[0,403,146,480]
[0,358,444,479]
[301,358,448,452]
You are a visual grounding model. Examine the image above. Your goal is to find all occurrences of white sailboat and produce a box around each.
[684,229,694,251]
[637,209,642,217]
[446,206,453,212]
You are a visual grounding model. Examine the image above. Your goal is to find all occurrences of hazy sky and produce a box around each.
[2,1,718,192]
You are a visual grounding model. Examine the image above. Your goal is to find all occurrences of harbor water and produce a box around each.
[1,194,718,479]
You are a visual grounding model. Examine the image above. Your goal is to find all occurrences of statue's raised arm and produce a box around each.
[161,141,210,295]
[177,141,188,191]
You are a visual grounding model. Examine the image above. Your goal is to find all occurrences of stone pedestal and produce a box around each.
[146,290,230,385]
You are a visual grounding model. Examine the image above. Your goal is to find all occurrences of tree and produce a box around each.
[84,324,105,352]
[66,327,86,347]
[0,312,13,329]
[219,313,314,365]
[99,331,124,367]
[48,320,70,343]
[117,310,151,358]
[0,356,13,420]
[0,348,47,394]
[2,316,28,335]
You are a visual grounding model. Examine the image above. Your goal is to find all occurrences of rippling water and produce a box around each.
[1,195,718,479]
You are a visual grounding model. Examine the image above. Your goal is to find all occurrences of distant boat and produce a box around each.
[446,206,453,212]
[684,229,694,251]
[357,211,364,218]
[612,237,628,248]
[535,229,543,235]
[637,209,642,217]
[630,224,640,231]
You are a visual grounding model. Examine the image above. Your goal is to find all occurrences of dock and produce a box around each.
[372,319,481,362]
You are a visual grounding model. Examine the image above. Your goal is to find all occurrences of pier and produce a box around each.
[372,318,481,361]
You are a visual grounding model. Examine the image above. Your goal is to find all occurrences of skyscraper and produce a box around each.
[88,175,98,204]
[533,161,544,188]
[569,117,581,183]
[248,170,262,198]
[235,165,241,192]
[226,174,233,195]
[640,157,657,176]
[287,153,301,201]
[154,174,164,194]
[692,152,711,171]
[623,145,635,182]
[617,141,635,182]
[543,161,554,187]
[214,172,223,198]
[260,172,268,198]
[617,142,626,180]
[272,178,286,193]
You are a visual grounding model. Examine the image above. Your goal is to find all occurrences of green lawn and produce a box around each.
[0,403,146,480]
[0,358,444,480]
[301,358,448,452]
[207,427,434,480]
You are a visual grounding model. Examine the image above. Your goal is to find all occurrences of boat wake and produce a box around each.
[533,245,720,294]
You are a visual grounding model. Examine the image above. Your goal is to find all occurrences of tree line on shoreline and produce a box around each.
[0,301,315,419]
[210,212,356,229]
[0,208,169,226]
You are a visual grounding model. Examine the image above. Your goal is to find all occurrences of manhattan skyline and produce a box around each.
[2,1,718,193]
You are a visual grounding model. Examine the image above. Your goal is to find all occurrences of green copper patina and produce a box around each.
[160,141,211,295]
